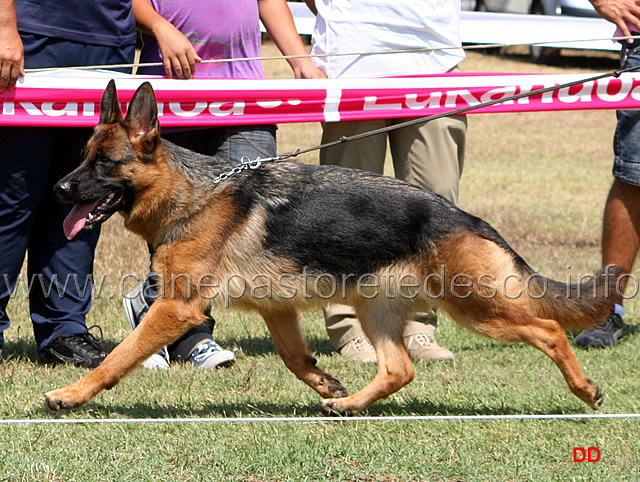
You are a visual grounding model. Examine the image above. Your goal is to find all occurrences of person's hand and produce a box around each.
[152,21,201,79]
[590,0,640,40]
[290,59,326,79]
[0,24,24,92]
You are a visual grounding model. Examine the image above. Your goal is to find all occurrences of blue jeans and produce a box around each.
[162,125,277,165]
[0,34,134,351]
[613,40,640,186]
[146,125,277,359]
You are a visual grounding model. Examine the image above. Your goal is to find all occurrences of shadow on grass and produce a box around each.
[225,334,336,357]
[622,322,640,340]
[29,395,593,421]
[1,337,39,364]
[2,333,332,363]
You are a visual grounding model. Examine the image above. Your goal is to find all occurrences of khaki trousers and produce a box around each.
[320,114,467,350]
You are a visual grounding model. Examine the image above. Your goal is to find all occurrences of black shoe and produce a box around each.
[575,312,626,349]
[39,332,107,368]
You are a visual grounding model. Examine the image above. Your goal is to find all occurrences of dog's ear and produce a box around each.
[125,82,159,141]
[100,79,123,124]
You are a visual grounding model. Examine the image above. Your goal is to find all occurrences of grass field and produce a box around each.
[1,42,639,480]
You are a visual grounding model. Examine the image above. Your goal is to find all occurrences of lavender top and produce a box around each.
[138,0,264,78]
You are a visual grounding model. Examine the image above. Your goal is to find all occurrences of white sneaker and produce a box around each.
[188,340,235,369]
[123,282,170,370]
[141,353,170,370]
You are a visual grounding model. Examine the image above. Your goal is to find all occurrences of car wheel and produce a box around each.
[474,0,504,55]
[474,0,487,11]
[528,1,561,63]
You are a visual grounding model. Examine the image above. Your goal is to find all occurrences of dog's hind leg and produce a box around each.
[319,307,414,416]
[260,308,348,399]
[45,299,205,411]
[511,317,603,409]
[466,310,604,409]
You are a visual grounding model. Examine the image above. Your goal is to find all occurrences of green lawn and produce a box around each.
[1,44,638,480]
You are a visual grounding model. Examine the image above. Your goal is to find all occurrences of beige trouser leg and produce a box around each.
[320,114,467,351]
[389,116,466,204]
[324,304,438,351]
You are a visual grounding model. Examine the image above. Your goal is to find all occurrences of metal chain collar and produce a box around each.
[213,155,282,184]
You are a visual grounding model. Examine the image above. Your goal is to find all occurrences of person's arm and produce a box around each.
[0,0,24,92]
[259,0,325,79]
[303,0,317,15]
[132,0,201,78]
[589,0,640,40]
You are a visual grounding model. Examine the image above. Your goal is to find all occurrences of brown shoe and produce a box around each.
[404,333,454,362]
[339,336,377,363]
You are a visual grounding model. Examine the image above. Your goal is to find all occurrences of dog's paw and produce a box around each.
[45,388,82,412]
[319,398,355,417]
[313,374,348,399]
[45,393,67,412]
[325,376,348,398]
[586,378,605,410]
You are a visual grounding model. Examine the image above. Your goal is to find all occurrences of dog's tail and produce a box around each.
[458,214,624,330]
[519,264,623,330]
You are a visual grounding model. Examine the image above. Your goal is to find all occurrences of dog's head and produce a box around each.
[55,80,161,240]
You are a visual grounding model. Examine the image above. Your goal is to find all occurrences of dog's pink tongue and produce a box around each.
[63,202,100,240]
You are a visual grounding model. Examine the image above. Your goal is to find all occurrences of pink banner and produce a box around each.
[1,70,639,128]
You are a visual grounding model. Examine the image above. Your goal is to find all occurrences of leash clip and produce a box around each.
[246,156,264,169]
[215,155,277,184]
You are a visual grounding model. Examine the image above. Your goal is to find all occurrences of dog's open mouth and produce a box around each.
[63,192,124,240]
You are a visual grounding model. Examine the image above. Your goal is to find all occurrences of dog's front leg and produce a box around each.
[320,307,414,416]
[260,308,348,400]
[45,300,204,411]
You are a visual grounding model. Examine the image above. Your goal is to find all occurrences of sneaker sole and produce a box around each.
[192,352,236,369]
[340,353,377,363]
[410,354,455,362]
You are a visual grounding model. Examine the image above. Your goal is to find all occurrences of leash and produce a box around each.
[213,63,640,184]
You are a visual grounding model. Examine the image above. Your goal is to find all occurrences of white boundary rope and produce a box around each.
[23,35,639,74]
[1,413,640,425]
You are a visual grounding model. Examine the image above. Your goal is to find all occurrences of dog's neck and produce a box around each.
[162,139,230,185]
[121,138,236,247]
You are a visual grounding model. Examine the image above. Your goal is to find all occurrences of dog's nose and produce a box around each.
[54,179,79,200]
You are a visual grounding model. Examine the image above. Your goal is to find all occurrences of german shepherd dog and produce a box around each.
[48,80,620,415]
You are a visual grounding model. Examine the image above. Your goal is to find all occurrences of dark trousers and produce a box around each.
[147,126,277,360]
[0,33,134,351]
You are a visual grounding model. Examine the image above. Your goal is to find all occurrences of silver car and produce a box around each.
[462,0,596,16]
[462,0,599,61]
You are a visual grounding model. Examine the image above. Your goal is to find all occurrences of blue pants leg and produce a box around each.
[0,126,100,350]
[0,34,134,351]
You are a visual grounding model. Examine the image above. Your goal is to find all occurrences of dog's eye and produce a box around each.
[96,154,121,166]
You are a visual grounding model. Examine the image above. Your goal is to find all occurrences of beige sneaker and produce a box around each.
[339,336,377,363]
[404,333,454,362]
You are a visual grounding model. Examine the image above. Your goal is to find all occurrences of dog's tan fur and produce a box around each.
[46,81,621,415]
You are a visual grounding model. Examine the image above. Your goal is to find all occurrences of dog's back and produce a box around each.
[46,81,621,416]
[211,159,619,328]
